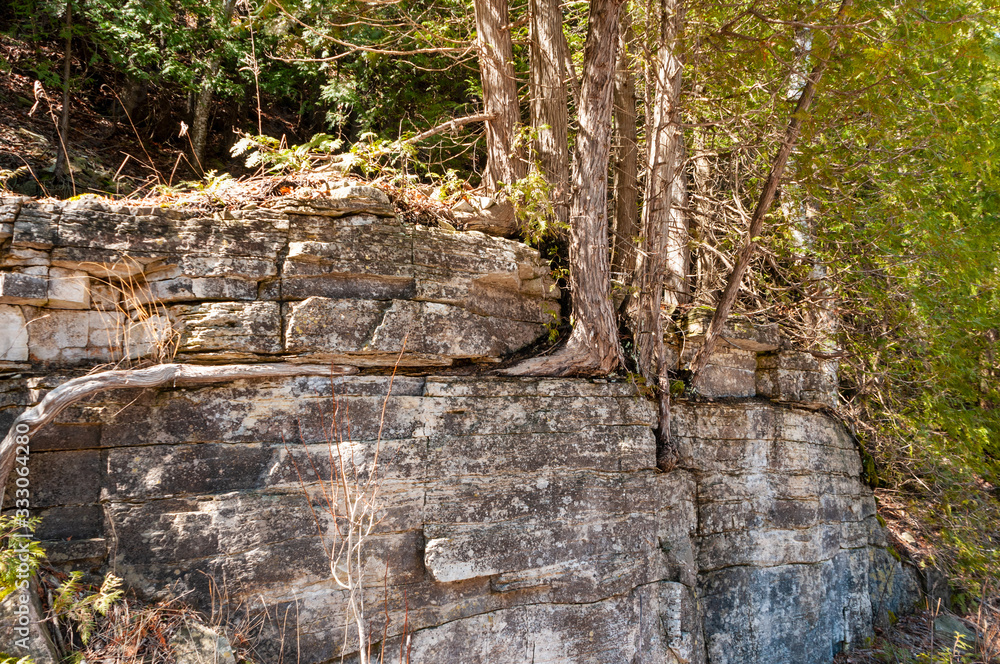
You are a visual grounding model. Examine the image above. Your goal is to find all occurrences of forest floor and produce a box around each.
[0,32,312,199]
[0,34,167,198]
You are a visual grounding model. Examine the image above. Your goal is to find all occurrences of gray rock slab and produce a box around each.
[0,272,48,306]
[0,580,60,664]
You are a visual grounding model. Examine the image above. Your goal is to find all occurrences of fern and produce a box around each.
[0,515,45,602]
[53,572,124,645]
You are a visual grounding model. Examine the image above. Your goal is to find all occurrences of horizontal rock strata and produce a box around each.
[0,192,559,368]
[3,374,919,664]
[0,191,919,664]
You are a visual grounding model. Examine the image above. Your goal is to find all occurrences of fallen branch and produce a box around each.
[403,113,494,144]
[0,362,358,508]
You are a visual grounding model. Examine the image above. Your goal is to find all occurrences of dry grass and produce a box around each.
[86,257,181,370]
[837,599,1000,664]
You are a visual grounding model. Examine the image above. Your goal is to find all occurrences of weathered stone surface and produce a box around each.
[27,309,90,362]
[669,340,758,397]
[171,302,281,356]
[271,186,395,218]
[285,297,388,353]
[1,198,557,367]
[757,350,839,406]
[368,300,546,361]
[700,552,870,664]
[50,246,164,278]
[0,272,48,305]
[0,304,29,362]
[47,267,90,309]
[1,247,50,269]
[868,547,923,625]
[7,372,909,664]
[2,196,907,664]
[0,580,60,664]
[0,196,27,226]
[17,376,709,662]
[686,309,781,351]
[170,622,237,664]
[0,376,29,432]
[12,203,59,248]
[934,614,978,652]
[412,225,559,322]
[671,400,892,664]
[146,276,258,303]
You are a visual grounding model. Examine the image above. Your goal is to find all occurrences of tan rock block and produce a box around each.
[124,313,174,361]
[87,310,124,349]
[47,267,91,309]
[0,304,29,361]
[0,246,50,268]
[171,301,281,355]
[88,280,120,311]
[28,309,89,361]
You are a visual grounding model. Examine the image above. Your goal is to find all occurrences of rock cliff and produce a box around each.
[1,191,921,663]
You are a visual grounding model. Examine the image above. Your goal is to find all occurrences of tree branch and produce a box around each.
[688,0,853,381]
[403,113,494,144]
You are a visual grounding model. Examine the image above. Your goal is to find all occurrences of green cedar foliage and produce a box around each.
[796,0,1000,589]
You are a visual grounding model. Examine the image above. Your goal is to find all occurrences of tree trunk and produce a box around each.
[610,10,639,279]
[627,0,686,382]
[52,0,72,183]
[190,0,236,174]
[474,0,525,194]
[503,0,623,377]
[190,70,216,174]
[529,0,571,226]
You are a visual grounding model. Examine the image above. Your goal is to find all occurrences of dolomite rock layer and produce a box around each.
[0,192,559,368]
[0,193,921,664]
[1,375,920,664]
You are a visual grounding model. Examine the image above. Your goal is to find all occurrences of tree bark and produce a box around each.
[610,10,640,279]
[529,0,571,226]
[503,0,624,377]
[688,0,852,381]
[0,363,358,508]
[474,0,525,194]
[190,69,217,174]
[190,0,236,174]
[627,0,686,382]
[52,0,72,183]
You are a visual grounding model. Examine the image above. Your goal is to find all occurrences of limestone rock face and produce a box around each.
[17,376,702,664]
[1,194,917,664]
[9,374,917,664]
[670,401,920,663]
[0,196,559,368]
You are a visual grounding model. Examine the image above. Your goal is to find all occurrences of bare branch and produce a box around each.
[403,113,494,144]
[689,0,854,381]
